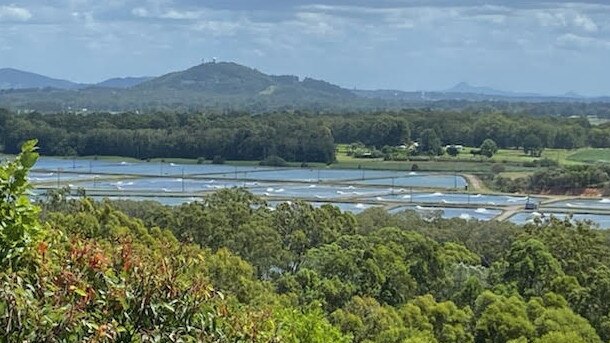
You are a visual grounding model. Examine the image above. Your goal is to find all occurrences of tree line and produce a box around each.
[328,111,600,152]
[0,110,336,163]
[2,109,610,162]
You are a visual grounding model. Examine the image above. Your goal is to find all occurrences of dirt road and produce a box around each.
[463,174,487,192]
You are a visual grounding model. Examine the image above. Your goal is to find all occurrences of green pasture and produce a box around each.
[566,148,610,164]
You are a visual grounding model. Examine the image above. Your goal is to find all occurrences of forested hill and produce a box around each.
[136,62,355,98]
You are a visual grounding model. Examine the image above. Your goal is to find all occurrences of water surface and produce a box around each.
[544,198,610,210]
[371,193,542,206]
[510,212,610,229]
[357,174,467,189]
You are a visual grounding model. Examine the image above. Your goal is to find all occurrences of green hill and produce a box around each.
[137,62,275,94]
[135,62,355,100]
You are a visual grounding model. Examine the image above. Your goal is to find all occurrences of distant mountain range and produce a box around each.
[0,68,152,90]
[0,63,608,113]
[0,62,360,112]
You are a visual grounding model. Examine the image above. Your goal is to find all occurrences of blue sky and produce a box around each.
[0,0,609,95]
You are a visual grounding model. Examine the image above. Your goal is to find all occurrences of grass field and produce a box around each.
[334,145,543,173]
[178,147,610,169]
[461,147,580,165]
[565,148,610,164]
[332,145,610,173]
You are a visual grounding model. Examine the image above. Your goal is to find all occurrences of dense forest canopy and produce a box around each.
[0,108,608,163]
[3,141,610,341]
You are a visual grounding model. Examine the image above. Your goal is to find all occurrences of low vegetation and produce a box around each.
[492,164,610,195]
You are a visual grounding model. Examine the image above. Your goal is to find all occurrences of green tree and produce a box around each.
[273,202,357,272]
[402,295,474,343]
[533,307,600,343]
[474,291,535,343]
[275,308,351,343]
[480,139,498,158]
[446,146,459,157]
[370,228,447,295]
[502,239,564,296]
[165,188,286,276]
[419,129,443,156]
[0,139,41,268]
[534,332,588,343]
[523,134,544,157]
[331,296,406,343]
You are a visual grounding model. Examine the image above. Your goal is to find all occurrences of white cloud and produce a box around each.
[159,9,201,20]
[131,7,203,20]
[573,14,598,32]
[192,20,241,36]
[535,9,600,33]
[556,33,610,50]
[297,4,511,30]
[131,7,149,18]
[293,12,342,37]
[536,11,568,28]
[0,5,32,21]
[472,14,507,24]
[391,20,415,29]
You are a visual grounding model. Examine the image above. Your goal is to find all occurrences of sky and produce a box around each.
[0,0,609,96]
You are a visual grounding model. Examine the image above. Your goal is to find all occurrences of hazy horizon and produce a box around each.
[1,1,610,96]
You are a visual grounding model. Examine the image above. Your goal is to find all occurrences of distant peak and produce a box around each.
[446,82,490,93]
[0,67,38,75]
[196,61,240,67]
[444,81,540,97]
[0,67,81,90]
